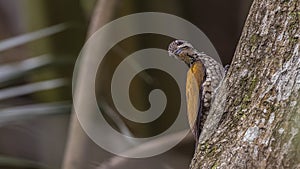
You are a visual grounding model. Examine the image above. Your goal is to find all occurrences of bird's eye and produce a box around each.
[176,41,184,46]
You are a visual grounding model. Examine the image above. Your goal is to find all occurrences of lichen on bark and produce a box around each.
[190,0,300,168]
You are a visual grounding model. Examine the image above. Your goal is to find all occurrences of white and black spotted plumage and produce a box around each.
[168,40,225,142]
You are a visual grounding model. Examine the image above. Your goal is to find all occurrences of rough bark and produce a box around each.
[190,0,300,168]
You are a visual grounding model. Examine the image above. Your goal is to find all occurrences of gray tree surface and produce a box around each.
[191,0,300,168]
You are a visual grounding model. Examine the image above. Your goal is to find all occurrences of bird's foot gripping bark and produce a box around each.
[224,64,230,75]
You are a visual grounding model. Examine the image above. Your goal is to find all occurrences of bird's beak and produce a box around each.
[168,51,179,60]
[174,48,182,55]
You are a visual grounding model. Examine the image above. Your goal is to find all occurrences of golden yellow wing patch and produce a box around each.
[186,61,206,140]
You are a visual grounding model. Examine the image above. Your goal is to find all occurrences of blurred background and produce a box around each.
[0,0,253,169]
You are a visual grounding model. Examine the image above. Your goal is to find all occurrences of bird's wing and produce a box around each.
[186,61,206,142]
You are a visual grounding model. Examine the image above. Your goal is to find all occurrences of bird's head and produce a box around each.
[168,40,196,67]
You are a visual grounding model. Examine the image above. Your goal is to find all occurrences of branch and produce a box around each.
[62,1,119,169]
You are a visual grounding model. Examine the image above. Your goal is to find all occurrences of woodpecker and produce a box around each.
[168,40,225,142]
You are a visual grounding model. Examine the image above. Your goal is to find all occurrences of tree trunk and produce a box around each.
[190,0,300,168]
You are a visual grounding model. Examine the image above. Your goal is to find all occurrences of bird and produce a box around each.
[168,40,225,143]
